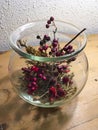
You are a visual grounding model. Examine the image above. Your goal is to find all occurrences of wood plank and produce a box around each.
[0,35,98,130]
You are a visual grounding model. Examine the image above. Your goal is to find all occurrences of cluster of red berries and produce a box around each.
[46,16,60,56]
[36,16,75,58]
[21,61,73,102]
[22,66,67,102]
[46,16,54,28]
[63,45,74,54]
[21,17,76,104]
[22,65,47,94]
[48,73,73,103]
[49,85,66,102]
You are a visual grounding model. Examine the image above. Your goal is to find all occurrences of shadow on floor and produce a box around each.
[0,75,78,130]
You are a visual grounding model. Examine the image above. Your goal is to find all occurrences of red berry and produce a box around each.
[56,51,61,56]
[42,45,48,50]
[65,69,70,73]
[57,65,61,70]
[32,77,37,82]
[38,47,43,52]
[51,47,57,52]
[46,24,49,28]
[44,35,48,39]
[49,86,57,97]
[38,73,43,78]
[46,36,50,41]
[42,76,47,80]
[62,76,69,84]
[63,65,68,69]
[63,46,69,51]
[32,81,37,86]
[56,84,61,88]
[52,41,58,47]
[47,20,51,24]
[67,45,73,50]
[57,88,66,97]
[32,87,36,91]
[50,16,54,21]
[60,51,65,56]
[53,39,58,43]
[31,66,39,72]
[44,35,50,41]
[57,66,64,73]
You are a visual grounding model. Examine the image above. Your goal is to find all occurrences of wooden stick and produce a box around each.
[64,28,86,48]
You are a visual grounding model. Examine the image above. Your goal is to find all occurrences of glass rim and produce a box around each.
[9,20,87,62]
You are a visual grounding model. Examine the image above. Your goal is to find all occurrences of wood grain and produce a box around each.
[0,35,98,130]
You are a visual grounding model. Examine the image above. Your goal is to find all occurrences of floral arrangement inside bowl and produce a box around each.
[9,16,88,107]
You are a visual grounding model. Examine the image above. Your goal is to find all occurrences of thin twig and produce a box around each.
[64,28,86,48]
[53,21,57,39]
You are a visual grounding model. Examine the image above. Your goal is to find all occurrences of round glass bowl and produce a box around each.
[9,20,88,108]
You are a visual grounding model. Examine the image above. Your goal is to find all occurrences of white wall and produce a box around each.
[0,0,98,51]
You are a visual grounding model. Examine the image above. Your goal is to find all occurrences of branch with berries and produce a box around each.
[18,16,86,60]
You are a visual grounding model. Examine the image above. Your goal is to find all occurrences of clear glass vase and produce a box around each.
[9,20,88,108]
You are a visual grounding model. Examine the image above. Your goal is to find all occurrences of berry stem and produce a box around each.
[53,21,57,39]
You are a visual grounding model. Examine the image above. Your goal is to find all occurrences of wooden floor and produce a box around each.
[0,35,98,130]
